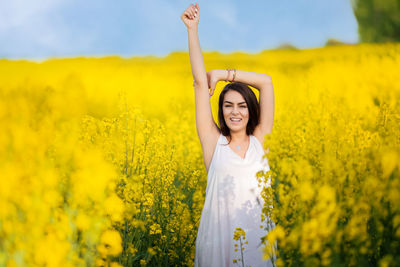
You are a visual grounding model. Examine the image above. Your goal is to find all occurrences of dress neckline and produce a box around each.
[222,134,252,160]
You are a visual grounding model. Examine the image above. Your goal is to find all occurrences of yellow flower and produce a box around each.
[381,150,398,178]
[233,227,246,241]
[148,247,157,256]
[104,193,125,222]
[149,223,162,235]
[75,213,90,231]
[299,181,314,202]
[99,230,122,256]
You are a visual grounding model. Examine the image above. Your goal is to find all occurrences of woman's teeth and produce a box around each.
[230,118,241,122]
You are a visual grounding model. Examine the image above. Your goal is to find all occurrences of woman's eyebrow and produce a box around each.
[224,101,246,104]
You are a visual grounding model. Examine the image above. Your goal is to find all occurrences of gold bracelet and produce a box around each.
[232,69,236,82]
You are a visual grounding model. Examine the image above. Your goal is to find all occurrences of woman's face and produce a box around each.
[222,90,249,133]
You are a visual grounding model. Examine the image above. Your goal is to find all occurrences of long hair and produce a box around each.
[218,82,260,144]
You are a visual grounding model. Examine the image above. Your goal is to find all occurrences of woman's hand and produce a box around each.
[206,70,221,96]
[181,3,200,30]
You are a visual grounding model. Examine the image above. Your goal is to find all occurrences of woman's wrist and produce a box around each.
[187,25,198,32]
[217,69,231,82]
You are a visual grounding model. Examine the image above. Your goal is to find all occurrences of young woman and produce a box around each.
[181,3,275,267]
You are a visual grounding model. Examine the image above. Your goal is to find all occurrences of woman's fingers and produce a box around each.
[182,3,198,22]
[190,3,198,18]
[181,3,199,23]
[186,10,193,19]
[185,11,193,20]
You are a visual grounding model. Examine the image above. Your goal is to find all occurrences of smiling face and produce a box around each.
[222,90,249,133]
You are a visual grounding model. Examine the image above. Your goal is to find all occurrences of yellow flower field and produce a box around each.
[0,43,399,266]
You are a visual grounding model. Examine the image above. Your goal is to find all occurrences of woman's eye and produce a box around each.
[224,105,246,108]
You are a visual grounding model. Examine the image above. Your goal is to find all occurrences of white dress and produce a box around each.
[195,133,275,267]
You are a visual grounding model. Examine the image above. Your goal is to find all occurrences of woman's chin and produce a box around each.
[228,125,245,131]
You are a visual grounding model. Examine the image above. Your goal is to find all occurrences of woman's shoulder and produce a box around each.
[251,134,262,146]
[218,132,227,144]
[251,134,269,154]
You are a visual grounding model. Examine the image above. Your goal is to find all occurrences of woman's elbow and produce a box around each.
[264,74,272,84]
[193,79,208,88]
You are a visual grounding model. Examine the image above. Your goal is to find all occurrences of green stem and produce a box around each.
[239,236,244,267]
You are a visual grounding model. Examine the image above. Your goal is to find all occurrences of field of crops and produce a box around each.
[0,43,399,266]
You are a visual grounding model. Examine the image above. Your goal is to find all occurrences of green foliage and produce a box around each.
[275,42,298,50]
[350,0,400,42]
[324,38,346,46]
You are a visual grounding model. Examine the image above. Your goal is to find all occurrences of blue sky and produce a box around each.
[0,0,359,61]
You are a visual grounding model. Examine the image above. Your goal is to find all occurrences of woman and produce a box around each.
[181,3,276,267]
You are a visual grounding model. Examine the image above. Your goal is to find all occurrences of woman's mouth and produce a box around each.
[230,118,242,123]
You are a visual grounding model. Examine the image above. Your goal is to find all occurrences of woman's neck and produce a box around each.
[228,131,248,143]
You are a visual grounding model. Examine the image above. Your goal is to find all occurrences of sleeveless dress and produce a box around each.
[194,133,275,267]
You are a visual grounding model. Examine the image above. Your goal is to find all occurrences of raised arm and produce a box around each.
[181,3,220,173]
[211,69,274,149]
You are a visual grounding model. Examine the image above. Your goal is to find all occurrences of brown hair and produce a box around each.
[218,82,260,144]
